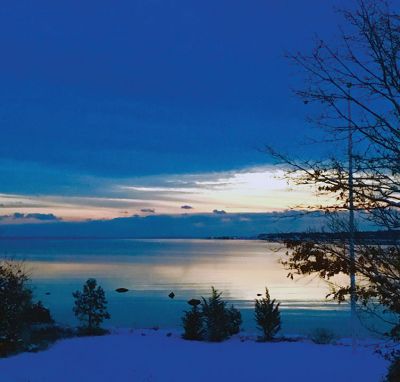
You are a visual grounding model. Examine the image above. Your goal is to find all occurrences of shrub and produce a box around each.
[310,328,335,345]
[0,260,33,343]
[0,339,21,357]
[201,287,242,342]
[226,305,242,336]
[72,278,110,334]
[182,301,203,341]
[386,356,400,382]
[255,288,281,341]
[25,301,54,325]
[0,259,61,357]
[27,325,75,353]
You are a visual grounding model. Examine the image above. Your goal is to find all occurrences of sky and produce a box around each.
[0,0,351,224]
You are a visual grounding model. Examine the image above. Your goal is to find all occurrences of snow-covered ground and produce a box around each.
[0,329,388,382]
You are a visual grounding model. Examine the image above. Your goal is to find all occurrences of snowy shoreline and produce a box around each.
[0,328,388,382]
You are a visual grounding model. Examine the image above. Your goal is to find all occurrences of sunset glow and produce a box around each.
[0,167,324,222]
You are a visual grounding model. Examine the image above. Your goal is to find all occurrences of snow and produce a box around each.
[0,329,388,382]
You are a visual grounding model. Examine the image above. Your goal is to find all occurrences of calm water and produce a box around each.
[0,238,372,337]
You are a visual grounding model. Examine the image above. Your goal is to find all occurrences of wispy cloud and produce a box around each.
[121,186,199,193]
[0,163,322,221]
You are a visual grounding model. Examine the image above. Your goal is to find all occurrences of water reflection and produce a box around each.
[1,238,356,335]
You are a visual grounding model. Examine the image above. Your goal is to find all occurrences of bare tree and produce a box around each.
[269,0,400,344]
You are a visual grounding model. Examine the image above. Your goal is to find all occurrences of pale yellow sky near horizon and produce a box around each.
[0,166,326,223]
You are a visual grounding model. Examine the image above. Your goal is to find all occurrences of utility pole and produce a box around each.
[347,82,357,350]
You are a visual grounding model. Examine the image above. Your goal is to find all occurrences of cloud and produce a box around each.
[181,205,193,210]
[0,212,61,224]
[140,208,155,213]
[213,209,227,215]
[0,164,321,221]
[24,213,60,221]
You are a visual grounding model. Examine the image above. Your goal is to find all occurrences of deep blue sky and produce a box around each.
[0,0,350,221]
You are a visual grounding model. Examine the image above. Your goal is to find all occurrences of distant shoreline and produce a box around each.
[0,236,258,240]
[0,230,398,244]
[259,230,400,245]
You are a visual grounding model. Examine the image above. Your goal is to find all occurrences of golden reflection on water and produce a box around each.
[25,240,348,302]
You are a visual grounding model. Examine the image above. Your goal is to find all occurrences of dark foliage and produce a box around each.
[309,328,336,345]
[182,305,203,340]
[284,239,400,339]
[27,325,75,353]
[76,326,109,336]
[255,288,281,341]
[0,338,22,357]
[73,278,110,333]
[25,301,54,324]
[0,260,33,342]
[201,287,242,342]
[226,305,242,336]
[0,260,60,357]
[182,288,242,342]
[29,325,74,344]
[386,356,400,382]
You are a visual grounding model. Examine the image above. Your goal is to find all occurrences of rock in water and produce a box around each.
[115,288,129,293]
[168,292,175,299]
[188,298,201,306]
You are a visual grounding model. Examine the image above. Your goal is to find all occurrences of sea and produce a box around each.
[0,238,381,337]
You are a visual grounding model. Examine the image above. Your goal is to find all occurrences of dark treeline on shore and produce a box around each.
[259,230,400,245]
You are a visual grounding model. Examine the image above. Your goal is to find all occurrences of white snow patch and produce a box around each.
[0,329,388,382]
